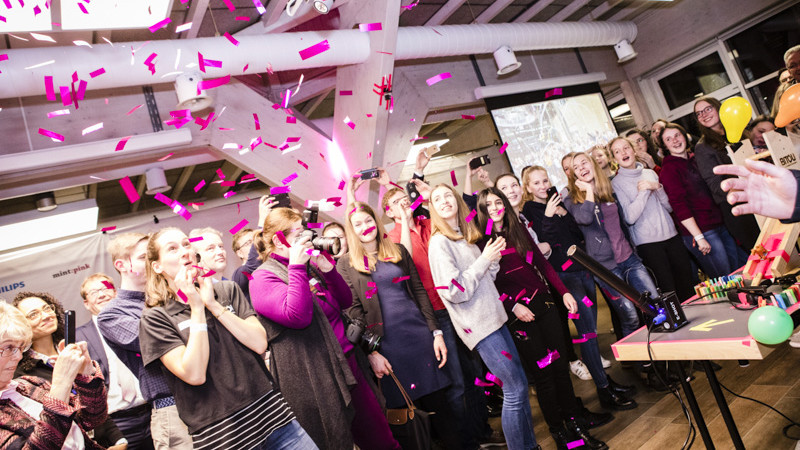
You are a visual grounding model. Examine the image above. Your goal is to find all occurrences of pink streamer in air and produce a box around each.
[501,351,512,360]
[119,176,140,203]
[359,22,382,32]
[474,377,494,387]
[222,0,236,11]
[339,90,353,96]
[485,372,503,388]
[362,226,376,236]
[127,104,144,115]
[89,68,105,78]
[537,349,560,369]
[188,236,204,242]
[47,109,69,118]
[299,40,330,60]
[392,276,410,283]
[101,226,116,233]
[253,113,260,130]
[525,251,533,265]
[410,196,424,211]
[582,296,593,307]
[229,219,249,234]
[149,18,171,33]
[500,248,516,256]
[223,32,239,47]
[451,279,465,292]
[115,136,131,151]
[426,72,452,86]
[561,259,573,270]
[144,53,157,74]
[450,170,458,186]
[270,186,290,195]
[461,114,476,120]
[498,142,508,154]
[59,86,72,106]
[44,76,55,101]
[286,116,296,124]
[567,313,580,320]
[177,290,188,303]
[566,440,585,449]
[364,256,370,271]
[545,88,563,99]
[343,116,355,130]
[193,180,206,192]
[38,128,64,142]
[465,209,477,223]
[276,231,291,248]
[282,173,298,185]
[485,219,494,235]
[197,75,230,91]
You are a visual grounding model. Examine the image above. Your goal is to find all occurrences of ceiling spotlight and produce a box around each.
[614,39,638,63]
[145,167,172,195]
[313,0,333,14]
[493,45,522,76]
[35,191,57,212]
[174,71,213,112]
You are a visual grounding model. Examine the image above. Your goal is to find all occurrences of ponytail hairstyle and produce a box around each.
[144,227,184,308]
[345,202,401,273]
[429,184,482,244]
[567,152,615,204]
[476,187,533,259]
[254,207,304,262]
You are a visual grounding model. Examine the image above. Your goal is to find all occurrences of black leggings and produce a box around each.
[636,235,696,302]
[414,388,460,450]
[508,307,581,430]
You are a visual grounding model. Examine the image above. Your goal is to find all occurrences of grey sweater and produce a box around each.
[428,232,507,350]
[611,163,678,246]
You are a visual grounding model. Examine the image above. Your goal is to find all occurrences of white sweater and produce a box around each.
[611,163,678,246]
[428,233,507,350]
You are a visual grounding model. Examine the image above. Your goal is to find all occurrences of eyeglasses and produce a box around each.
[695,105,715,118]
[633,137,646,144]
[390,196,409,207]
[234,239,253,252]
[87,288,114,299]
[25,304,55,322]
[0,344,30,358]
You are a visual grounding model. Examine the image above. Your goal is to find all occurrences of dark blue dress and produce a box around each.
[373,261,450,408]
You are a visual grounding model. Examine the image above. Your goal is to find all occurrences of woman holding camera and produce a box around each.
[250,207,399,450]
[337,202,459,450]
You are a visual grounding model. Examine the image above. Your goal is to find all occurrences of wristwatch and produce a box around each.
[432,329,443,337]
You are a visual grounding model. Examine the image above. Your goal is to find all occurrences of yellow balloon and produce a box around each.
[775,83,800,128]
[719,97,752,143]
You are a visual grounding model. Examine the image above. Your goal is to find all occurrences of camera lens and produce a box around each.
[312,236,341,255]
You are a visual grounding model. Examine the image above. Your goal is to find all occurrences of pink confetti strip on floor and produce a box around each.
[38,128,64,142]
[229,219,249,234]
[119,176,140,203]
[426,72,452,86]
[498,142,508,154]
[148,18,171,33]
[299,40,330,60]
[89,68,105,78]
[359,22,382,32]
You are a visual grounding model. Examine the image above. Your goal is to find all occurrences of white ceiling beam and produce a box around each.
[608,2,650,21]
[549,0,590,22]
[474,0,515,23]
[184,0,211,39]
[236,0,351,35]
[425,0,465,26]
[579,0,625,21]
[513,0,556,23]
[262,0,290,29]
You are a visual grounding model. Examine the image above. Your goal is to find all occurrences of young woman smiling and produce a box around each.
[138,227,315,450]
[693,96,760,256]
[609,137,694,302]
[427,184,539,450]
[475,187,611,450]
[658,123,741,279]
[589,145,617,180]
[564,152,658,338]
[623,129,662,172]
[520,166,635,410]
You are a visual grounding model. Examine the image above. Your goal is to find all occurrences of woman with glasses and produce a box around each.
[693,96,760,258]
[0,300,108,449]
[623,129,662,173]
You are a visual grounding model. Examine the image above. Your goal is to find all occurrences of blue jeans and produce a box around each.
[257,420,318,450]
[557,270,608,389]
[475,327,537,450]
[681,226,740,279]
[595,254,655,337]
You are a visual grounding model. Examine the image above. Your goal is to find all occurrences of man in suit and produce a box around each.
[79,273,154,450]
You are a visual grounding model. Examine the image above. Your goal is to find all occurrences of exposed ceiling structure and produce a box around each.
[0,0,677,240]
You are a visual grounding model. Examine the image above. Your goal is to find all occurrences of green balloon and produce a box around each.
[748,306,794,345]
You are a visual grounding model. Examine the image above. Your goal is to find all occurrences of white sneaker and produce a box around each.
[570,360,592,380]
[601,356,612,369]
[790,331,800,349]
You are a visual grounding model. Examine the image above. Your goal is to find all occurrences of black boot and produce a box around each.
[607,375,637,397]
[575,408,614,429]
[597,386,637,410]
[565,417,609,450]
[550,426,571,450]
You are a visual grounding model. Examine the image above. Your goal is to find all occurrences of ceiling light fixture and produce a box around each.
[34,192,58,212]
[314,0,333,14]
[614,39,638,63]
[493,45,522,76]
[175,71,213,112]
[145,168,172,195]
[0,199,99,252]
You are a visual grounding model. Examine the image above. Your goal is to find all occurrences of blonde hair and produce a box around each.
[189,227,223,243]
[145,227,183,308]
[345,202,401,273]
[254,207,304,262]
[80,273,114,300]
[429,184,482,244]
[521,165,548,203]
[107,232,149,273]
[0,300,33,349]
[589,144,618,172]
[567,152,615,204]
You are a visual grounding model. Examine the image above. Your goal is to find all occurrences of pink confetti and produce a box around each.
[464,328,473,334]
[452,279,465,292]
[498,142,508,154]
[485,219,494,235]
[426,72,452,86]
[188,236,204,242]
[392,276,410,283]
[235,16,250,21]
[271,186,290,195]
[286,116,296,124]
[450,170,458,186]
[572,337,588,344]
[307,222,323,229]
[177,289,188,303]
[242,271,254,280]
[338,180,346,190]
[127,104,144,115]
[197,75,230,91]
[410,196,424,211]
[119,176,140,203]
[339,90,353,96]
[223,191,236,199]
[568,312,580,320]
[461,114,476,120]
[561,259,573,270]
[194,180,206,192]
[45,76,55,101]
[537,349,560,369]
[299,40,330,60]
[115,136,131,151]
[222,0,235,11]
[189,202,204,210]
[359,22,382,32]
[298,160,309,169]
[253,113,260,130]
[252,0,266,13]
[582,296,593,307]
[148,18,171,33]
[200,269,217,278]
[410,384,416,389]
[89,68,105,78]
[223,32,239,47]
[474,377,494,387]
[282,173,298,185]
[485,372,503,388]
[501,351,512,360]
[344,116,355,130]
[229,219,249,234]
[364,255,369,271]
[59,85,72,106]
[81,122,103,135]
[525,251,533,265]
[158,153,174,162]
[362,226,376,236]
[101,226,116,232]
[500,248,516,255]
[38,128,64,142]
[275,230,291,248]
[435,286,449,290]
[516,330,527,338]
[144,52,157,74]
[545,88,563,99]
[566,440,585,449]
[465,209,477,223]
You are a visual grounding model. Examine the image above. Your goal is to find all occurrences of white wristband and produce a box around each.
[694,234,705,241]
[190,323,208,332]
[432,329,443,337]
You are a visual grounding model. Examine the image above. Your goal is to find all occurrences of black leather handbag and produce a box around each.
[385,371,433,450]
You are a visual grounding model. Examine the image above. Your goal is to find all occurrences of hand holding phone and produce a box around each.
[64,311,76,346]
[357,168,381,180]
[469,155,490,171]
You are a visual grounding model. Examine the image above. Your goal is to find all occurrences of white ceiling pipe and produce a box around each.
[0,21,636,99]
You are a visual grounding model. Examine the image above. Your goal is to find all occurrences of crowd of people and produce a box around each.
[1,46,799,450]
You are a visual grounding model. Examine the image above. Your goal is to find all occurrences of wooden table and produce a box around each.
[611,298,800,449]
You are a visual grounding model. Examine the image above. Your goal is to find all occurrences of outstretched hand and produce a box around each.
[714,160,797,220]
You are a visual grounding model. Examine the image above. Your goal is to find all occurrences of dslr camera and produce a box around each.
[299,202,341,255]
[344,316,382,352]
